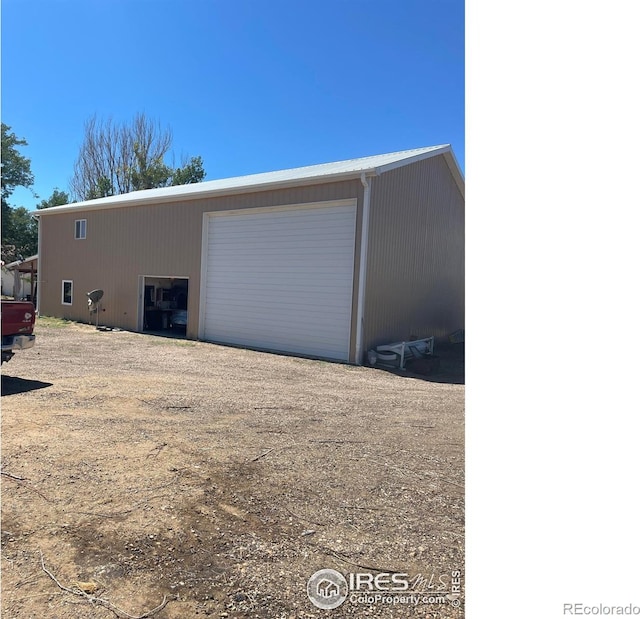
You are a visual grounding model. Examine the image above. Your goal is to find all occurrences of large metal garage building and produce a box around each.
[35,145,464,364]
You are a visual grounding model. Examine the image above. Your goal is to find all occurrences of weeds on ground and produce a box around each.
[34,315,73,329]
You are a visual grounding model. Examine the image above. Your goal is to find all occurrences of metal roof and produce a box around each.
[35,144,463,215]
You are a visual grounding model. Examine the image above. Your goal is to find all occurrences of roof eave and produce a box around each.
[33,169,378,216]
[374,144,465,199]
[442,149,465,199]
[33,144,464,216]
[3,255,39,270]
[373,144,451,174]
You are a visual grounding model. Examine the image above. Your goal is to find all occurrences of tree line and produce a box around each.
[1,114,206,263]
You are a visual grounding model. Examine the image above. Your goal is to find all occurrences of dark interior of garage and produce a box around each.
[142,277,188,337]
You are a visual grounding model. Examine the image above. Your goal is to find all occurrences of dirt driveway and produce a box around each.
[1,319,464,618]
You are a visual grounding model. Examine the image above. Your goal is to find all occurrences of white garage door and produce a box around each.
[202,201,357,361]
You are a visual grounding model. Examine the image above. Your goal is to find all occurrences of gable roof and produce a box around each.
[35,144,464,216]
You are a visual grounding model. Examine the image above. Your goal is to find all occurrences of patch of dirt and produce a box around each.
[1,321,464,618]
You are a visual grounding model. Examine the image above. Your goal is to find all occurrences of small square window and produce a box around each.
[62,280,73,305]
[75,219,87,239]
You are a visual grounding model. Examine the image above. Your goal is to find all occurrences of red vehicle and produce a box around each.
[1,300,36,364]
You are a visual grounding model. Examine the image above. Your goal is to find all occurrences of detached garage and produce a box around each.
[36,145,464,364]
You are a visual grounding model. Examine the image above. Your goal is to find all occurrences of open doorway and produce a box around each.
[139,276,189,337]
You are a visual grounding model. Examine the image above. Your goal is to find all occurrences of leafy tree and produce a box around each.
[36,188,71,209]
[70,113,206,200]
[1,199,15,249]
[171,156,205,186]
[5,207,38,258]
[1,123,34,202]
[86,177,115,200]
[1,123,36,262]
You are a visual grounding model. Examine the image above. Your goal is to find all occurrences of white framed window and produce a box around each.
[75,219,87,240]
[62,280,73,305]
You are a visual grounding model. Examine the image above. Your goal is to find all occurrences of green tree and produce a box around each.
[86,177,115,200]
[171,156,206,186]
[1,123,36,262]
[36,188,71,209]
[6,207,38,258]
[1,123,34,201]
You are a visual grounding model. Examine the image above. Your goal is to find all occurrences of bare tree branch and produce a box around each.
[70,114,174,201]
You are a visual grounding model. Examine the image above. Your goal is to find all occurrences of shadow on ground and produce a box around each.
[371,344,465,385]
[1,375,53,396]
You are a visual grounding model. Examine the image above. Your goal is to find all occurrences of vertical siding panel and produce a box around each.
[39,180,363,347]
[363,155,464,350]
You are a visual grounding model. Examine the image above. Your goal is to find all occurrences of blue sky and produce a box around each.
[1,0,464,210]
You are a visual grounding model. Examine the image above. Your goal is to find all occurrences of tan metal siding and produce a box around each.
[39,180,363,358]
[363,154,464,351]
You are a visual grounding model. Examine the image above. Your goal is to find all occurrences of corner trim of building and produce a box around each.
[354,172,374,365]
[197,213,211,341]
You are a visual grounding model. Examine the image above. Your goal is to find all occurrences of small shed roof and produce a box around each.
[35,145,463,216]
[3,255,38,273]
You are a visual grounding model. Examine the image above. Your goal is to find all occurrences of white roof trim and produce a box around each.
[3,255,39,270]
[35,145,462,216]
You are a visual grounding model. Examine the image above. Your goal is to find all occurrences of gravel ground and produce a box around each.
[1,318,464,618]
